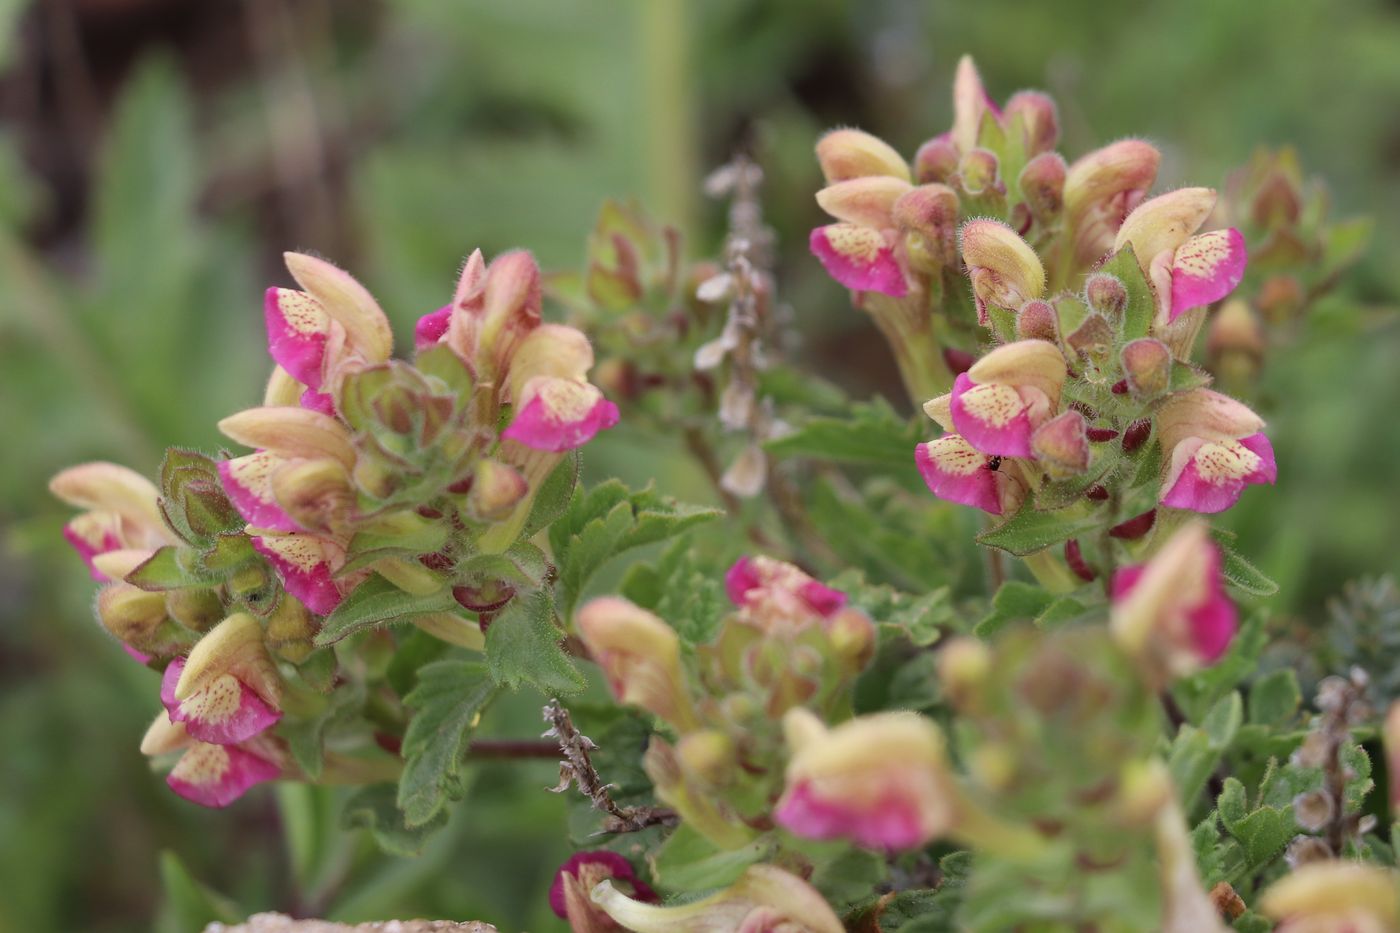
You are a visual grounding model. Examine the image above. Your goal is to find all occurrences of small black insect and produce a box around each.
[987,456,1003,472]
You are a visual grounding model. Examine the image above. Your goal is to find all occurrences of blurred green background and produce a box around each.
[1,0,1397,929]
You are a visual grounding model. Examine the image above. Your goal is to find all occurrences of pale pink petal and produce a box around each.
[251,533,343,615]
[414,304,453,351]
[167,742,280,808]
[1110,546,1236,663]
[501,382,620,452]
[1161,432,1275,514]
[264,287,329,389]
[724,556,847,618]
[218,453,301,532]
[62,513,125,581]
[1169,228,1247,321]
[160,658,281,746]
[124,644,153,664]
[915,437,1003,514]
[949,373,1035,458]
[775,780,925,851]
[810,224,907,297]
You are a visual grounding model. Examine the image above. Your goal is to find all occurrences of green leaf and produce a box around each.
[620,537,727,646]
[831,573,953,647]
[648,825,777,892]
[314,574,460,646]
[974,581,1055,637]
[550,480,720,619]
[1216,777,1296,871]
[485,589,584,695]
[1095,246,1156,341]
[345,784,448,857]
[155,850,239,933]
[125,545,220,591]
[398,660,500,827]
[342,513,450,576]
[521,451,581,539]
[764,398,920,472]
[1215,539,1279,597]
[976,504,1103,557]
[1168,692,1242,810]
[1248,669,1301,727]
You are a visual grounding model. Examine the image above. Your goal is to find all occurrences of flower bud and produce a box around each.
[269,458,354,533]
[676,729,737,788]
[725,555,847,623]
[815,128,910,183]
[952,55,997,154]
[1207,299,1265,362]
[1019,152,1067,223]
[550,851,658,932]
[97,582,191,655]
[1110,521,1237,680]
[826,607,876,671]
[1032,410,1091,477]
[960,220,1045,317]
[1016,299,1059,342]
[1064,139,1161,267]
[1257,275,1305,322]
[283,252,393,364]
[1084,273,1128,317]
[576,597,697,730]
[815,176,911,228]
[412,611,486,651]
[1004,90,1059,155]
[1259,862,1400,932]
[892,184,960,271]
[957,148,1000,196]
[914,134,960,183]
[938,636,991,706]
[467,458,529,521]
[263,366,305,408]
[264,595,318,663]
[165,587,225,633]
[776,708,955,851]
[591,865,843,933]
[475,250,543,378]
[1120,338,1172,399]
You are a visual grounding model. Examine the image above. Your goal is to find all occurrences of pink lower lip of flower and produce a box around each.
[724,557,848,617]
[160,658,282,745]
[549,851,657,919]
[250,534,343,616]
[62,521,124,581]
[501,392,620,453]
[414,304,453,351]
[1110,546,1238,663]
[949,372,1035,458]
[1169,227,1247,321]
[264,287,329,390]
[1161,432,1276,514]
[915,437,1004,514]
[218,456,303,533]
[299,389,336,417]
[166,742,281,808]
[809,224,908,297]
[775,780,927,851]
[124,644,152,664]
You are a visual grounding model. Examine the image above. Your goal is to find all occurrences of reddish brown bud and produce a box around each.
[1016,299,1059,342]
[1019,152,1066,223]
[1120,337,1172,399]
[914,135,960,184]
[1004,91,1060,155]
[1032,410,1090,477]
[1084,273,1128,317]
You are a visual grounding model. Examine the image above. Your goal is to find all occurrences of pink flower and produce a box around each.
[775,709,954,852]
[915,435,1024,515]
[141,711,281,809]
[1114,188,1247,323]
[264,253,393,390]
[414,303,453,351]
[948,341,1065,457]
[264,287,331,389]
[49,462,174,581]
[1157,389,1276,514]
[725,556,847,620]
[501,379,620,452]
[251,532,346,616]
[809,224,908,296]
[1110,522,1238,677]
[550,851,657,930]
[160,657,281,746]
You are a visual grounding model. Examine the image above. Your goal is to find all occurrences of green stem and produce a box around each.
[639,0,697,239]
[864,293,953,407]
[1021,548,1081,594]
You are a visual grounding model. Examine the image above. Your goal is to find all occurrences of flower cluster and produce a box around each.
[52,248,619,806]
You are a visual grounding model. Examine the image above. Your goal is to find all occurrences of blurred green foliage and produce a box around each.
[0,0,1397,929]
